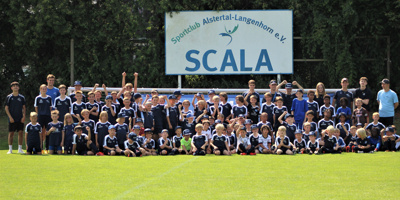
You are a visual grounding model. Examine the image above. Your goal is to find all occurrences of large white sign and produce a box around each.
[165,10,293,75]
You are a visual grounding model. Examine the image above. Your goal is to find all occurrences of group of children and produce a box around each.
[5,73,400,156]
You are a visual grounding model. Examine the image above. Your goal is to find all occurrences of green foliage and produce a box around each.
[1,0,399,111]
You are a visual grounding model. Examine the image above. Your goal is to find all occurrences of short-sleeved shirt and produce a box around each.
[46,87,60,103]
[318,119,335,134]
[319,105,336,118]
[71,102,87,117]
[377,89,399,117]
[294,139,307,149]
[291,98,308,121]
[119,107,135,125]
[273,106,288,124]
[70,93,87,103]
[324,135,338,149]
[282,121,297,143]
[307,140,319,149]
[86,102,99,122]
[94,121,111,144]
[275,136,290,147]
[192,134,208,148]
[143,138,156,149]
[25,122,42,144]
[282,93,296,113]
[247,104,260,124]
[212,134,227,149]
[47,121,64,146]
[124,140,140,151]
[73,133,88,151]
[180,138,192,150]
[101,105,116,124]
[220,102,232,121]
[54,96,72,122]
[354,88,372,111]
[307,101,319,122]
[243,91,260,105]
[172,135,183,148]
[34,95,52,116]
[260,102,275,123]
[333,90,353,109]
[365,122,385,132]
[231,105,248,118]
[336,123,350,139]
[103,135,118,148]
[353,107,368,125]
[258,135,271,149]
[5,94,26,122]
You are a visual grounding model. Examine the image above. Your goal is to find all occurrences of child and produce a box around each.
[293,130,307,154]
[248,125,261,154]
[142,101,155,134]
[366,112,385,135]
[181,100,193,119]
[368,127,382,152]
[207,90,216,107]
[243,79,260,106]
[35,84,53,153]
[346,126,358,152]
[275,126,294,155]
[334,128,346,152]
[244,95,260,124]
[336,112,350,140]
[46,110,64,154]
[219,92,232,123]
[336,97,351,124]
[225,124,237,154]
[80,109,96,145]
[318,126,340,154]
[278,112,297,143]
[306,90,319,122]
[232,95,248,118]
[115,112,129,150]
[166,95,179,137]
[70,90,86,123]
[151,95,167,137]
[181,113,196,137]
[103,125,122,155]
[303,111,317,132]
[5,82,26,154]
[72,125,98,155]
[119,97,135,127]
[210,124,231,155]
[209,95,222,119]
[354,128,373,153]
[257,113,273,133]
[258,125,272,154]
[70,81,87,103]
[85,91,99,122]
[193,100,207,119]
[319,94,336,120]
[318,109,335,137]
[306,132,319,155]
[53,84,71,123]
[244,119,252,137]
[63,113,80,154]
[101,95,116,124]
[171,126,184,155]
[276,80,304,113]
[291,89,308,129]
[124,133,146,157]
[94,111,111,153]
[260,92,275,124]
[180,129,193,155]
[273,97,287,132]
[236,126,254,155]
[25,112,42,155]
[158,129,173,155]
[191,124,208,155]
[201,120,213,154]
[302,122,313,142]
[382,127,397,152]
[142,128,157,155]
[352,98,369,127]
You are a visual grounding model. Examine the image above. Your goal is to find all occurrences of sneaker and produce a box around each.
[18,149,25,154]
[346,146,350,152]
[249,153,256,155]
[7,150,12,154]
[358,151,364,153]
[240,153,247,155]
[308,152,312,155]
[369,151,374,153]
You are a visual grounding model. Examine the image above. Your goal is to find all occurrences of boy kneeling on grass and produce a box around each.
[72,125,99,155]
[210,124,231,155]
[124,132,147,157]
[318,125,341,154]
[275,126,294,155]
[180,129,193,155]
[236,126,255,155]
[191,124,207,156]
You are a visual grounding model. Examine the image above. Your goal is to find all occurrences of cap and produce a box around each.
[134,93,142,99]
[269,80,277,85]
[186,113,194,118]
[208,90,216,95]
[117,112,126,118]
[240,126,246,131]
[309,131,316,136]
[356,123,363,127]
[296,89,304,94]
[338,112,347,118]
[135,118,143,123]
[108,125,116,130]
[196,92,203,97]
[145,100,152,105]
[341,78,348,82]
[215,120,222,124]
[10,82,19,86]
[295,129,302,134]
[144,128,152,133]
[74,125,84,131]
[175,126,182,131]
[183,129,191,136]
[386,127,394,133]
[128,132,137,141]
[173,90,184,96]
[284,113,294,120]
[251,124,259,130]
[285,83,293,88]
[151,89,158,93]
[202,115,209,119]
[381,78,390,84]
[238,114,245,118]
[161,129,168,133]
[133,125,141,130]
[168,95,177,100]
[74,81,82,86]
[245,119,252,125]
[105,95,112,100]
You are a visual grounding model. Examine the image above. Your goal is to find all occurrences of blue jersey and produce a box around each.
[54,96,72,122]
[151,104,165,128]
[231,105,248,118]
[63,123,76,143]
[166,107,179,128]
[34,95,52,116]
[220,102,232,121]
[115,123,129,147]
[319,105,336,118]
[273,106,288,125]
[307,100,319,122]
[94,121,111,146]
[142,111,154,129]
[336,123,350,139]
[47,121,63,146]
[71,102,86,122]
[119,107,135,125]
[101,105,116,124]
[337,107,352,124]
[46,87,60,103]
[25,122,42,144]
[70,93,87,103]
[5,93,26,122]
[318,119,335,134]
[85,102,99,122]
[291,98,308,122]
[260,102,275,124]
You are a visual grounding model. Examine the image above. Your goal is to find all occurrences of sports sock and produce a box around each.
[18,145,22,150]
[9,145,12,151]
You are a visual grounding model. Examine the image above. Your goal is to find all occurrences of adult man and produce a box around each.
[45,74,60,103]
[377,78,398,126]
[332,78,353,111]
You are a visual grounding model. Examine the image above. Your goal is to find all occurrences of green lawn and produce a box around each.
[1,151,399,200]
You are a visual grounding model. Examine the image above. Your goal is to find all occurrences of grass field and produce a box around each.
[1,151,399,199]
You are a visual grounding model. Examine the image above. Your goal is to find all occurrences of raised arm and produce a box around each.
[102,84,108,96]
[133,72,138,93]
[121,72,126,88]
[91,83,99,93]
[292,81,304,90]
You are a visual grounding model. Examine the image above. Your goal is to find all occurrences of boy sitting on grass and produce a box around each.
[192,124,208,156]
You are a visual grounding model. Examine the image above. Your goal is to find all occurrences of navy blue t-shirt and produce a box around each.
[54,96,72,122]
[34,95,52,116]
[5,93,26,122]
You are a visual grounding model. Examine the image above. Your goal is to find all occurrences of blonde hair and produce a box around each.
[355,98,362,103]
[182,100,190,106]
[216,124,224,130]
[30,112,38,117]
[40,84,47,90]
[198,100,206,107]
[64,113,73,125]
[372,112,379,117]
[315,82,326,97]
[212,95,220,101]
[99,111,108,121]
[81,109,89,115]
[51,110,59,115]
[195,124,204,130]
[327,125,335,133]
[303,122,311,127]
[278,126,286,133]
[47,74,55,80]
[356,128,367,139]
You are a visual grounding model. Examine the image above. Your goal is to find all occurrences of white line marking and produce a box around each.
[114,156,198,200]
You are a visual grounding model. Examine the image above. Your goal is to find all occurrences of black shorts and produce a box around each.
[9,122,24,132]
[38,115,52,129]
[77,150,88,155]
[214,146,226,153]
[158,148,171,155]
[27,142,41,153]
